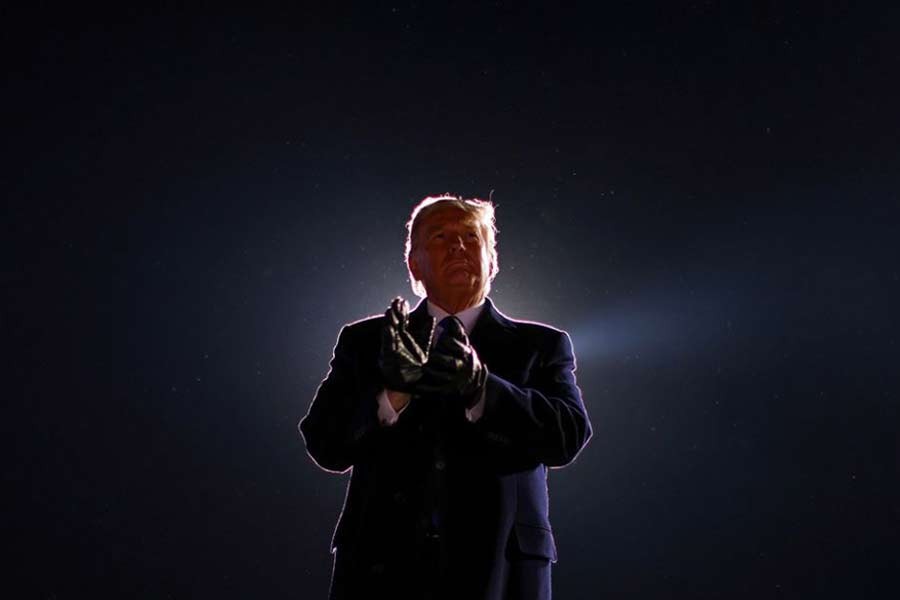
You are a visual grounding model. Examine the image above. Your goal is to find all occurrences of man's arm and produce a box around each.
[475,330,591,467]
[299,325,382,473]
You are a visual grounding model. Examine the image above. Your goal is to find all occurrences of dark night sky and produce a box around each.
[6,2,899,598]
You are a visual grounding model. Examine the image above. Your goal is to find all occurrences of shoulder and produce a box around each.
[490,302,571,346]
[323,314,386,362]
[507,317,567,337]
[507,318,574,357]
[486,303,575,360]
[338,313,385,340]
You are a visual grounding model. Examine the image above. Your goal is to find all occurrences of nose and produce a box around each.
[448,235,466,252]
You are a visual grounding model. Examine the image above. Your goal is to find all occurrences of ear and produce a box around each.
[408,253,421,281]
[484,248,496,280]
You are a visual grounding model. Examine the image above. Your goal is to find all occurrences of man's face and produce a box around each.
[408,205,492,303]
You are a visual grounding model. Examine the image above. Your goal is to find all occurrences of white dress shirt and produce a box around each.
[377,298,487,426]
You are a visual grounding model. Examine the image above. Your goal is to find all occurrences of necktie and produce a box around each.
[425,317,461,540]
[433,315,462,348]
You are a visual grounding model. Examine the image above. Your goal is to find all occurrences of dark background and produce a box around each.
[6,2,898,598]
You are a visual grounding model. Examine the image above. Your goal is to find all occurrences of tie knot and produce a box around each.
[436,316,464,341]
[439,316,459,328]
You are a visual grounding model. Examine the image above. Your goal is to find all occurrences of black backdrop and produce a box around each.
[7,3,899,598]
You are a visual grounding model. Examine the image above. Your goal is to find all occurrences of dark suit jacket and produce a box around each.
[299,297,591,600]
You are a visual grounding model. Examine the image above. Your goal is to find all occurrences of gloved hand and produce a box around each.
[419,316,488,407]
[378,297,435,393]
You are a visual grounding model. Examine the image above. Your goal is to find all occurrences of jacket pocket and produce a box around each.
[512,523,558,562]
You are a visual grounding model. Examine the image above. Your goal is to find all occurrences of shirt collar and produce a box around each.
[426,298,486,334]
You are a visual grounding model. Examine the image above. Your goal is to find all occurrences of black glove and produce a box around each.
[378,297,435,393]
[419,316,488,407]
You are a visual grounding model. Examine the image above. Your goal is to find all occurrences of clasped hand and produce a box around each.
[378,298,488,407]
[378,297,434,393]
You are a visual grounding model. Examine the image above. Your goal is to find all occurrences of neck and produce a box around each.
[429,291,485,315]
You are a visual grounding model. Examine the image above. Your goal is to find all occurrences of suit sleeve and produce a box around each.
[477,330,592,467]
[298,325,383,473]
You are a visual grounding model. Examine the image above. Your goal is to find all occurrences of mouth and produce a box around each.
[445,260,470,269]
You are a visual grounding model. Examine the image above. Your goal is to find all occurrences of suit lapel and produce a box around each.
[469,297,516,369]
[407,298,435,349]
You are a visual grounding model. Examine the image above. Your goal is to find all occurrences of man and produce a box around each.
[299,195,591,600]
